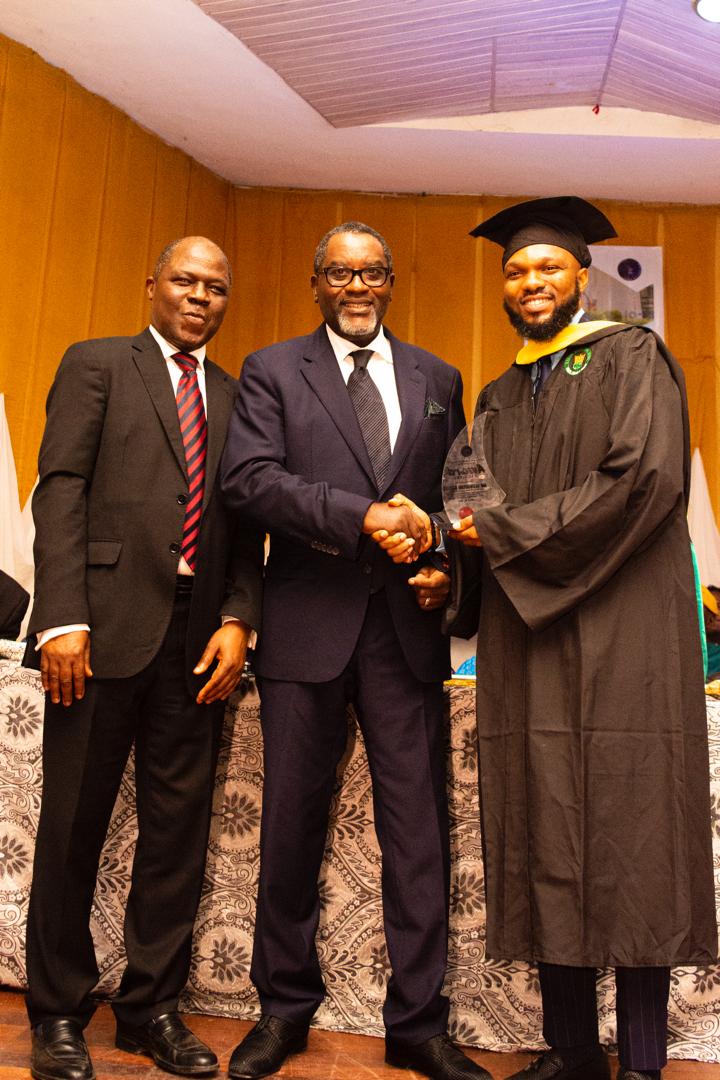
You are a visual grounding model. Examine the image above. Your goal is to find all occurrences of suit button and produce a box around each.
[362,563,372,574]
[169,542,181,555]
[177,493,188,505]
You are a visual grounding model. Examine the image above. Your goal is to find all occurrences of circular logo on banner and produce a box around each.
[563,347,592,376]
[618,258,642,281]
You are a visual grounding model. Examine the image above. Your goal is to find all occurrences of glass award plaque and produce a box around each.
[432,413,505,530]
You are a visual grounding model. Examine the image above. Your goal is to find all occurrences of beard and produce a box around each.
[504,282,581,342]
[336,308,379,340]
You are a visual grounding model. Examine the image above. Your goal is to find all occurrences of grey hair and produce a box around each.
[152,238,233,286]
[313,222,393,275]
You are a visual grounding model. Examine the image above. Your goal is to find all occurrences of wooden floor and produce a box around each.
[2,990,720,1079]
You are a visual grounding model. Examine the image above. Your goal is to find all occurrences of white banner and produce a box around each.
[0,393,34,595]
[585,245,664,336]
[688,448,720,588]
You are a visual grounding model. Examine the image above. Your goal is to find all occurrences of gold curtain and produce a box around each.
[1,32,719,514]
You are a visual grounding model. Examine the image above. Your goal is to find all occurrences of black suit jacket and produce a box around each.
[29,329,263,687]
[220,324,465,683]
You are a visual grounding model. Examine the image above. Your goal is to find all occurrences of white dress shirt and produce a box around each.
[325,324,402,451]
[148,324,208,411]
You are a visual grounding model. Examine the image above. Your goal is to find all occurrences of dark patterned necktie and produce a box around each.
[347,349,391,491]
[173,352,207,571]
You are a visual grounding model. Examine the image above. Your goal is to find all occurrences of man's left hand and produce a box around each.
[408,565,450,610]
[370,529,418,564]
[447,513,483,548]
[194,621,251,704]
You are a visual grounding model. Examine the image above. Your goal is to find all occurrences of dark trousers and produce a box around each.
[25,588,223,1027]
[539,961,671,1070]
[251,590,451,1042]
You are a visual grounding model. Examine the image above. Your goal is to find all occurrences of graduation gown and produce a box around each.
[465,323,717,967]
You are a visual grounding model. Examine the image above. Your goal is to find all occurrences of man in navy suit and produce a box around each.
[220,223,490,1080]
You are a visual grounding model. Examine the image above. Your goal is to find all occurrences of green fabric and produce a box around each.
[707,641,720,680]
[691,542,708,680]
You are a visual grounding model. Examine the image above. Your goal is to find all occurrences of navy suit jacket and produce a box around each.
[220,324,465,683]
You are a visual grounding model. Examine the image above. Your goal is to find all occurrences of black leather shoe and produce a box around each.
[505,1049,610,1079]
[115,1012,217,1075]
[617,1071,661,1079]
[31,1018,95,1080]
[385,1033,493,1079]
[227,1015,309,1079]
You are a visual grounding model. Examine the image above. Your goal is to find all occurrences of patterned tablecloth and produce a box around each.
[1,654,720,1060]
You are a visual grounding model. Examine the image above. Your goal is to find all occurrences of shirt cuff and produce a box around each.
[36,624,91,650]
[221,615,256,650]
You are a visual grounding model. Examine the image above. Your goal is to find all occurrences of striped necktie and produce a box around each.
[173,352,207,571]
[347,349,391,491]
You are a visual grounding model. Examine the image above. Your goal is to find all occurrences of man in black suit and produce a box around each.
[220,222,490,1080]
[26,237,263,1080]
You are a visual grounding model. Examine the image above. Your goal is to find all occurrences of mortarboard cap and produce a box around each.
[470,196,617,268]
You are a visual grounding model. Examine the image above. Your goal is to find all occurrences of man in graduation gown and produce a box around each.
[446,197,717,1080]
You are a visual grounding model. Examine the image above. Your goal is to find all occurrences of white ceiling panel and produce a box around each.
[195,0,720,129]
[493,28,614,111]
[0,0,719,203]
[195,0,628,125]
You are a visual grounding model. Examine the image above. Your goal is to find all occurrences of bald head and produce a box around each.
[146,236,232,352]
[153,236,232,287]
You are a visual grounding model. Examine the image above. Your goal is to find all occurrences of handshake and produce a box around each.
[361,495,483,611]
[362,493,435,565]
[362,494,482,566]
[362,494,447,611]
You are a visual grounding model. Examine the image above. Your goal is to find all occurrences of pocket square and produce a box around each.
[424,398,446,418]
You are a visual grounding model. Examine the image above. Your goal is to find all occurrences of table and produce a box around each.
[1,653,719,1060]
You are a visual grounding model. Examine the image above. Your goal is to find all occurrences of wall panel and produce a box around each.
[184,163,232,245]
[413,197,482,410]
[224,187,286,366]
[338,192,417,343]
[1,33,719,527]
[23,79,113,483]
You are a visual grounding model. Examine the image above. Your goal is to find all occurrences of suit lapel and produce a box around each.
[132,330,187,478]
[203,360,235,510]
[132,331,234,511]
[300,325,377,487]
[384,333,426,493]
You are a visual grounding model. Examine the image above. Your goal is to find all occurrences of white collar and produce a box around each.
[325,323,393,365]
[149,324,206,368]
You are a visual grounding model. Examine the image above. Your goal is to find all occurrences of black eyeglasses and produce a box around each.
[319,265,390,288]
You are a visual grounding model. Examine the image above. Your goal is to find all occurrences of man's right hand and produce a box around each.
[365,495,434,563]
[40,630,93,706]
[362,501,428,552]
